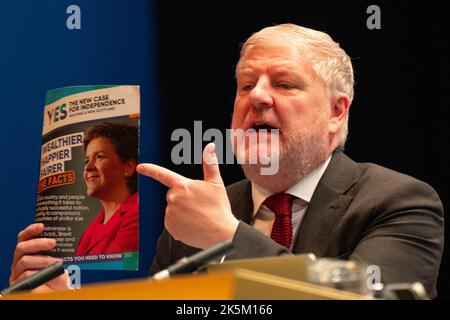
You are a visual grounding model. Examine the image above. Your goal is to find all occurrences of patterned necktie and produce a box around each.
[263,193,294,249]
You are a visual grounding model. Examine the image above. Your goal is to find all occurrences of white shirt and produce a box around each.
[250,155,332,251]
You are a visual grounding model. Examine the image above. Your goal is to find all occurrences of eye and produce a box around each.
[277,82,296,90]
[240,83,254,92]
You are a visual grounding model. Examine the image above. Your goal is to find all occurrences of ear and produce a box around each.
[124,159,138,177]
[328,94,350,135]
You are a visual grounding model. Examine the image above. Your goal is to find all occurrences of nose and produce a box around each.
[84,158,95,172]
[249,76,273,111]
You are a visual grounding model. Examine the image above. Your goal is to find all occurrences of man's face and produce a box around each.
[83,137,128,200]
[231,43,332,189]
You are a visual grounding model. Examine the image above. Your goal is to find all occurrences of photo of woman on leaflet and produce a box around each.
[75,122,139,256]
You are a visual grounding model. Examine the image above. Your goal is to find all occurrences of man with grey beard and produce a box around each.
[10,24,444,298]
[138,24,444,298]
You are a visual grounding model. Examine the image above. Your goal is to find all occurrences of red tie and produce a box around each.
[263,193,294,249]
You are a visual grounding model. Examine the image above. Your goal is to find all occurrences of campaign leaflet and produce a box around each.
[35,85,140,270]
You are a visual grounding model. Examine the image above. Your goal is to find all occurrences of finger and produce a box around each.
[10,255,62,282]
[137,163,188,188]
[10,270,67,294]
[11,270,38,286]
[202,143,224,184]
[12,238,56,268]
[47,270,71,291]
[17,223,45,242]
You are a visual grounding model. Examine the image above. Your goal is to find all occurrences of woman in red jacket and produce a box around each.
[75,122,138,256]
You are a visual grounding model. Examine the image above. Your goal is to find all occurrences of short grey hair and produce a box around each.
[237,23,354,148]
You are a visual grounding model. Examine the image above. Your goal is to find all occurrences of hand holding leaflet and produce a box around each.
[1,262,64,296]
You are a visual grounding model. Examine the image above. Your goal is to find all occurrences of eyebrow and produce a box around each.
[85,150,108,157]
[272,69,307,82]
[237,65,307,86]
[236,68,255,78]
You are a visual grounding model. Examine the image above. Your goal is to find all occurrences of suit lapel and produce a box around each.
[227,179,253,224]
[292,151,361,257]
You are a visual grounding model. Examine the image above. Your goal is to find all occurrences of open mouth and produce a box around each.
[252,123,278,132]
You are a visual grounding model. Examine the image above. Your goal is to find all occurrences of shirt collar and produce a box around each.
[251,154,332,216]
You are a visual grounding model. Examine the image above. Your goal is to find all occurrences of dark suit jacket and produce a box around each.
[150,151,444,298]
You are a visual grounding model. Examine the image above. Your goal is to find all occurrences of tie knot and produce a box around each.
[263,193,294,216]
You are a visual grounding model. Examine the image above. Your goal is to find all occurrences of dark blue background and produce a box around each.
[0,0,162,289]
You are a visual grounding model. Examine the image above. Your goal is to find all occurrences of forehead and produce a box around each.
[237,44,314,77]
[86,136,114,152]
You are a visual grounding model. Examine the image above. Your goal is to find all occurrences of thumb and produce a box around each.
[202,143,223,185]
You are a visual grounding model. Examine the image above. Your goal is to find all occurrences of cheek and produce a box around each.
[97,163,114,179]
[106,162,127,180]
[278,98,325,131]
[275,106,298,130]
[231,99,248,128]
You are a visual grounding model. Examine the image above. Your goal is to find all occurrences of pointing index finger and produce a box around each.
[136,163,188,188]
